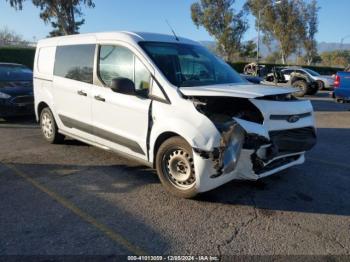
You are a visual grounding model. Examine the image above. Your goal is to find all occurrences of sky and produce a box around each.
[0,0,349,44]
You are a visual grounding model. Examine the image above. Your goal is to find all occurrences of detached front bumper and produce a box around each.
[193,100,316,193]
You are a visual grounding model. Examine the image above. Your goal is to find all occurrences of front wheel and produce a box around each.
[156,136,198,198]
[40,107,64,144]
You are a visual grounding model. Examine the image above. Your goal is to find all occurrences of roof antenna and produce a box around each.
[165,20,179,41]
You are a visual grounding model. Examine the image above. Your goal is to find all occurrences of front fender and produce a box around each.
[150,115,220,155]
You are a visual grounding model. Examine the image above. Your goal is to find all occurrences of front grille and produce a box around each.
[269,127,317,153]
[11,95,34,105]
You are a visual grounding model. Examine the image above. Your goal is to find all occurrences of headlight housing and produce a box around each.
[0,92,11,99]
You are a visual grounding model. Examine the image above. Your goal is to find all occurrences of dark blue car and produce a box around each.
[0,63,34,119]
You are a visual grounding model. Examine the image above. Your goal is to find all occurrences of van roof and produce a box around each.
[36,31,199,47]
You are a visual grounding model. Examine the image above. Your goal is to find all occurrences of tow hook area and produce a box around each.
[194,121,245,178]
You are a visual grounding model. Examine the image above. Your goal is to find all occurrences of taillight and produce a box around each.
[334,75,340,88]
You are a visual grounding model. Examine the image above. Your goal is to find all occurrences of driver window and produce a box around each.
[99,45,133,87]
[98,45,151,95]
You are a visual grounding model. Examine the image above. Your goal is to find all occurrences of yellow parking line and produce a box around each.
[4,164,147,256]
[308,157,350,170]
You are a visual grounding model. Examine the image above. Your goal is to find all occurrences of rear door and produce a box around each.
[53,43,96,139]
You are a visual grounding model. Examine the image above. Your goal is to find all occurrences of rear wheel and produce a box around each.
[156,136,198,198]
[292,80,308,97]
[40,107,64,144]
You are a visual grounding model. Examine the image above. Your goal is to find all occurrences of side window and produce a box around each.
[99,45,134,86]
[99,45,151,94]
[54,44,95,84]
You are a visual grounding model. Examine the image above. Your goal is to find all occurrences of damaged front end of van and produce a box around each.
[180,87,317,193]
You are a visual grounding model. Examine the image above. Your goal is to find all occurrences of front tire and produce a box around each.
[40,108,64,144]
[156,136,198,198]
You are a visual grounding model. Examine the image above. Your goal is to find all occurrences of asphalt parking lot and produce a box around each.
[0,91,350,256]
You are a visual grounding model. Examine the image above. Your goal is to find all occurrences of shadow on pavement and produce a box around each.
[3,146,350,219]
[0,161,168,254]
[0,116,38,128]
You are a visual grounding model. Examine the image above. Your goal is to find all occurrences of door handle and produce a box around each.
[94,95,106,102]
[77,90,87,96]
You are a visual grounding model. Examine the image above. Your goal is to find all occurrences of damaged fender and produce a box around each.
[192,117,307,193]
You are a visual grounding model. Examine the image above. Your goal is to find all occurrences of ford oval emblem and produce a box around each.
[288,115,300,123]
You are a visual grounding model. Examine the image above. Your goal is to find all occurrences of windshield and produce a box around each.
[139,42,246,87]
[0,64,32,81]
[304,68,320,76]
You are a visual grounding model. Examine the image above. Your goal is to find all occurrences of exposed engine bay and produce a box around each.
[189,95,317,179]
[192,96,264,126]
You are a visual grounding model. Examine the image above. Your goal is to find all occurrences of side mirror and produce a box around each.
[111,78,136,95]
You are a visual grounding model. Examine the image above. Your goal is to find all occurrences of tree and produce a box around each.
[0,26,28,46]
[265,51,281,64]
[191,0,248,62]
[302,0,320,65]
[247,0,307,64]
[240,40,257,59]
[320,50,350,68]
[6,0,95,36]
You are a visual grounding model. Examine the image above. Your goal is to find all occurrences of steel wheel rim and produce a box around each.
[162,147,196,190]
[41,112,54,139]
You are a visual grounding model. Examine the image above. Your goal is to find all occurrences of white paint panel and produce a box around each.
[37,46,56,75]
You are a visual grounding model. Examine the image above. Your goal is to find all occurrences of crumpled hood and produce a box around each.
[179,83,297,98]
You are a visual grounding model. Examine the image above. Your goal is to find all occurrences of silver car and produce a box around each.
[282,68,334,90]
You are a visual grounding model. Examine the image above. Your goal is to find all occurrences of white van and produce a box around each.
[34,32,316,198]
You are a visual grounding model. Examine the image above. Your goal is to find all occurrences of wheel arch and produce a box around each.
[316,79,325,88]
[37,101,50,121]
[291,77,307,84]
[152,131,182,168]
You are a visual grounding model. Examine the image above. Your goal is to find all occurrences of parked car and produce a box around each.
[0,63,34,120]
[282,67,334,90]
[332,71,350,103]
[263,67,319,97]
[34,32,317,198]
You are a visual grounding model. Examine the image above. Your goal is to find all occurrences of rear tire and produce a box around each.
[292,80,308,97]
[40,107,64,144]
[156,136,198,198]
